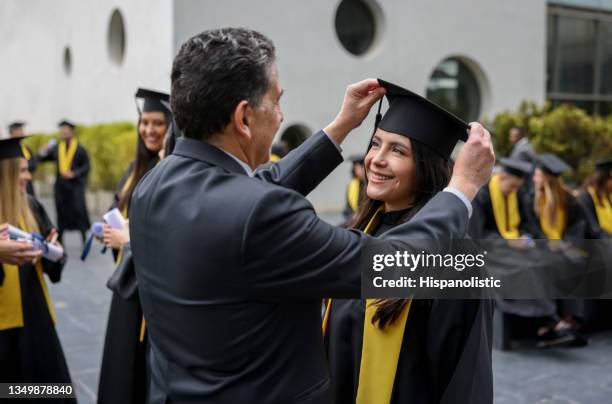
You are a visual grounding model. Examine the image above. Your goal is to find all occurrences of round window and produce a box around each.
[334,0,381,56]
[426,58,482,122]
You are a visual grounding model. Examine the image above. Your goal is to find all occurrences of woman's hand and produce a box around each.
[103,224,130,250]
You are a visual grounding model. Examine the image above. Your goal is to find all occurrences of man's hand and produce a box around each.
[0,239,42,265]
[448,122,496,201]
[324,79,386,145]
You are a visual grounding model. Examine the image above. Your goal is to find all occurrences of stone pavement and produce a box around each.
[41,207,612,404]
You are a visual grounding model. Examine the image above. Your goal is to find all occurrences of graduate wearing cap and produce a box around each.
[532,154,598,240]
[8,121,37,196]
[469,157,539,240]
[470,157,585,347]
[342,154,365,221]
[0,138,74,400]
[325,79,493,404]
[37,120,91,243]
[128,28,495,404]
[578,159,612,238]
[97,88,174,404]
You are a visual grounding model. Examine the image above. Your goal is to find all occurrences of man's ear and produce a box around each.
[233,100,253,141]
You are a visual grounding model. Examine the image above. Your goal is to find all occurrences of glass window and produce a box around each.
[547,14,558,93]
[599,20,612,94]
[335,0,378,56]
[108,9,126,66]
[557,16,597,94]
[426,58,481,122]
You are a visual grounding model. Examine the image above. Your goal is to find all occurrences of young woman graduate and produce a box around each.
[530,153,596,344]
[97,88,174,404]
[0,137,75,403]
[578,159,612,238]
[324,80,493,404]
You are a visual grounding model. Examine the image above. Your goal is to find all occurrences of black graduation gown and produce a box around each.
[23,144,38,197]
[326,209,494,404]
[577,190,611,239]
[0,196,76,403]
[97,159,157,404]
[469,186,560,317]
[38,141,91,232]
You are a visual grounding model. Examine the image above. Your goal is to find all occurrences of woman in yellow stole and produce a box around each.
[578,159,612,238]
[97,89,172,404]
[0,138,75,403]
[324,80,493,404]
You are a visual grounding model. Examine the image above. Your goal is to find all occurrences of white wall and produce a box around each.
[173,0,547,211]
[0,0,174,134]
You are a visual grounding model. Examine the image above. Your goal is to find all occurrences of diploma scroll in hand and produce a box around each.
[81,208,127,260]
[8,225,64,262]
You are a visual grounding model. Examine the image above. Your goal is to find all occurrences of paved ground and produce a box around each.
[41,205,612,404]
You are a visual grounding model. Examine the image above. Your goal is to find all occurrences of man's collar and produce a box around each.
[172,137,250,176]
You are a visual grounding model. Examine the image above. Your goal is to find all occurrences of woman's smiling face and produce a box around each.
[365,129,417,211]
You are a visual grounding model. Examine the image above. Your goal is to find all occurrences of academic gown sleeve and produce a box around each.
[36,144,58,163]
[27,196,67,283]
[70,146,90,182]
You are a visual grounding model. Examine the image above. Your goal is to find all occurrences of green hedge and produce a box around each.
[487,102,612,184]
[23,122,137,192]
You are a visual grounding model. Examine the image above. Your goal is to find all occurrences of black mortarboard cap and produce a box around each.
[536,153,571,176]
[0,137,24,160]
[135,88,171,114]
[58,120,76,129]
[372,79,469,160]
[499,157,533,178]
[8,121,25,131]
[595,158,612,172]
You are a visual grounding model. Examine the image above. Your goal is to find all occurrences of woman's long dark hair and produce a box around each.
[118,116,168,212]
[583,169,611,205]
[349,137,451,329]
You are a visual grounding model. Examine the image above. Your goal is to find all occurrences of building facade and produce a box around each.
[2,0,608,210]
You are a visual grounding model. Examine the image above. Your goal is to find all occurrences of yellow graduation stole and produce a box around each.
[58,139,78,175]
[322,208,412,404]
[21,145,31,161]
[347,178,361,213]
[538,195,566,240]
[0,217,56,331]
[489,174,521,239]
[588,187,612,234]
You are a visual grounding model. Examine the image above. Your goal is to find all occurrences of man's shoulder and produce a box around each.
[134,154,305,207]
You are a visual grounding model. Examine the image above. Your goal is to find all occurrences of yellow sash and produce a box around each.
[322,207,412,404]
[538,196,566,240]
[21,145,31,161]
[347,178,361,213]
[489,174,521,239]
[0,217,56,331]
[58,139,78,175]
[588,187,612,234]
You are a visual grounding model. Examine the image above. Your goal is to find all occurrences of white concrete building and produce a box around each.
[2,0,610,210]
